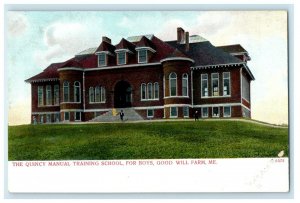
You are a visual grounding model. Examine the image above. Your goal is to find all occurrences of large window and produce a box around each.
[74,81,81,102]
[201,74,208,97]
[117,52,126,65]
[211,73,219,96]
[89,87,94,103]
[46,85,52,105]
[154,82,159,99]
[54,85,59,105]
[169,72,177,96]
[63,81,69,102]
[38,86,43,106]
[170,107,178,118]
[98,53,106,66]
[223,106,231,117]
[141,82,159,100]
[90,86,105,103]
[223,72,230,96]
[147,83,153,99]
[141,83,146,100]
[182,73,188,96]
[202,107,208,118]
[138,49,147,63]
[212,107,220,117]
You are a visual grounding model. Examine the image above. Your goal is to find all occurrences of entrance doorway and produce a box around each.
[114,81,132,108]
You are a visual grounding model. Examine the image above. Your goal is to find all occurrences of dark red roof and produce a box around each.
[115,38,136,52]
[136,36,155,49]
[95,41,116,53]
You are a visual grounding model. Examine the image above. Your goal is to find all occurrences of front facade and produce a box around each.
[26,27,254,123]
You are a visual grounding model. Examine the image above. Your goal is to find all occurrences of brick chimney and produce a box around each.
[177,27,185,43]
[102,36,111,44]
[185,32,189,51]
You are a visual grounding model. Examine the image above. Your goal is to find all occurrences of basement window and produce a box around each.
[170,107,178,118]
[223,106,231,117]
[212,107,220,117]
[147,109,154,118]
[202,107,208,118]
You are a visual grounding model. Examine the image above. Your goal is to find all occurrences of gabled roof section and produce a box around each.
[217,44,247,54]
[95,41,116,53]
[115,38,136,52]
[136,36,156,49]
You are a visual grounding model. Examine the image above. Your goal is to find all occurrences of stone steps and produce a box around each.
[89,108,144,122]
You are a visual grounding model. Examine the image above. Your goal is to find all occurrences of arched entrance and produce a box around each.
[114,81,132,108]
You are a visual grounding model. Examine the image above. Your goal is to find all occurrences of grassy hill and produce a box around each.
[8,120,288,160]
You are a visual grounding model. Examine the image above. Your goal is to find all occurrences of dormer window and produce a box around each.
[98,53,106,66]
[117,51,126,65]
[138,49,147,63]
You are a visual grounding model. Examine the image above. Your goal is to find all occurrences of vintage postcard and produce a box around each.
[6,10,289,193]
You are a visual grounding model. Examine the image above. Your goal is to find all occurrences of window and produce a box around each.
[147,83,153,99]
[182,73,188,96]
[95,86,101,102]
[212,107,220,117]
[75,112,81,121]
[154,82,159,99]
[89,87,94,103]
[40,115,44,124]
[202,107,208,118]
[46,85,52,105]
[212,73,219,96]
[91,86,105,103]
[170,107,178,118]
[54,85,59,105]
[74,81,81,102]
[63,81,69,102]
[54,113,60,122]
[201,74,208,97]
[223,72,230,96]
[138,49,147,63]
[147,109,154,118]
[101,86,106,102]
[141,83,146,100]
[38,86,43,106]
[46,114,51,123]
[169,72,177,96]
[223,106,231,117]
[64,112,70,121]
[183,106,189,118]
[117,52,126,65]
[98,53,106,66]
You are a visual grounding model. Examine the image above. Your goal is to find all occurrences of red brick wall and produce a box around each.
[193,67,242,105]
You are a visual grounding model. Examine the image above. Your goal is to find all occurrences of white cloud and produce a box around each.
[118,17,134,28]
[7,12,29,37]
[156,19,186,41]
[34,22,101,67]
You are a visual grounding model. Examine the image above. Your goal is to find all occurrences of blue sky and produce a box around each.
[6,11,288,125]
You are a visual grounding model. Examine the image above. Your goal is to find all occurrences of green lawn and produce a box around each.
[8,120,289,160]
